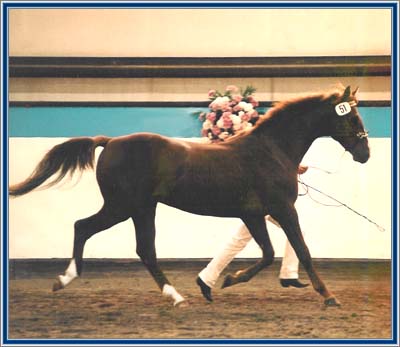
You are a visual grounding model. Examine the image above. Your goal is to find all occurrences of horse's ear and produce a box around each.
[352,86,359,96]
[343,86,351,100]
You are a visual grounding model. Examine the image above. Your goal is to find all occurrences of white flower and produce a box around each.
[230,114,241,125]
[238,111,244,117]
[233,124,242,131]
[244,103,254,112]
[237,101,253,112]
[238,101,247,110]
[216,119,224,128]
[241,121,253,129]
[202,120,213,130]
[213,96,229,105]
[210,96,231,111]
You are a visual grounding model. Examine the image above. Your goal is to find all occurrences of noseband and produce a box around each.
[356,130,369,139]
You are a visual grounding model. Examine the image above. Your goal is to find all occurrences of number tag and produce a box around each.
[335,102,352,116]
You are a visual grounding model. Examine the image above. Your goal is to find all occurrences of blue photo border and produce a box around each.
[1,1,398,346]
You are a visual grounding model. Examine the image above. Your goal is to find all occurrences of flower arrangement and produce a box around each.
[198,85,260,142]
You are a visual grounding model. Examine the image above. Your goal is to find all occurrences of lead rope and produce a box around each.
[298,150,346,198]
[306,150,347,175]
[298,151,386,232]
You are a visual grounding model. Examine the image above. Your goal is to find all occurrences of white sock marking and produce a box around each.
[162,284,186,306]
[58,258,78,287]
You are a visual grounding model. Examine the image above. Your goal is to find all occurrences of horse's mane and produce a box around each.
[224,85,346,143]
[252,86,345,131]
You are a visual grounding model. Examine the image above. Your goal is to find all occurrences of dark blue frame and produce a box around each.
[1,1,398,346]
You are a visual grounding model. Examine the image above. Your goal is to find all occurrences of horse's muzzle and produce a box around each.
[351,140,370,164]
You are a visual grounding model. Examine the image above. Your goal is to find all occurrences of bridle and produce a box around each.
[335,100,369,140]
[356,130,369,139]
[350,101,369,140]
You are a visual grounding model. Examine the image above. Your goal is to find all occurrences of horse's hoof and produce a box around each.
[174,299,189,308]
[52,277,64,292]
[324,296,341,307]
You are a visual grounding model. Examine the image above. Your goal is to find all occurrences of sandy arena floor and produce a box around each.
[7,259,392,341]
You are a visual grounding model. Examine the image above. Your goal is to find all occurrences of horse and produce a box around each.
[9,85,370,307]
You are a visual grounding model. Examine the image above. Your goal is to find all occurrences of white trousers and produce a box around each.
[198,215,302,288]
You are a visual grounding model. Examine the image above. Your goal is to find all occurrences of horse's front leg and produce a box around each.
[222,215,275,288]
[273,205,340,307]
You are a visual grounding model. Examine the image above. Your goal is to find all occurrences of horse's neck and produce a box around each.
[253,108,326,165]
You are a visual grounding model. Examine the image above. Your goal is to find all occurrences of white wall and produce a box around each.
[9,9,391,57]
[8,137,391,259]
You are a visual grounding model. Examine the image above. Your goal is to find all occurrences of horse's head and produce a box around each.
[327,86,370,164]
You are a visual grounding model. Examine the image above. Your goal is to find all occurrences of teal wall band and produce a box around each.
[9,106,391,138]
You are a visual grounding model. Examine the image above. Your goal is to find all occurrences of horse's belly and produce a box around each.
[161,199,241,218]
[159,188,265,218]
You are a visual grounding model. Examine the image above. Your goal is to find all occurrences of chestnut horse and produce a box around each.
[9,86,369,307]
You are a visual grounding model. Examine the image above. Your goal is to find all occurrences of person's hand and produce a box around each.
[297,164,309,175]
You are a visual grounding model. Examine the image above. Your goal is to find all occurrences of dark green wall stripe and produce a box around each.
[10,55,391,78]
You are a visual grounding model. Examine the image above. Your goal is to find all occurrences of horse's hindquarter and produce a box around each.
[96,133,163,202]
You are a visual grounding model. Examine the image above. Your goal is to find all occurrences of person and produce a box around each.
[196,165,309,302]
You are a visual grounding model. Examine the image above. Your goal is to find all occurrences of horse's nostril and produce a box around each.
[354,151,370,164]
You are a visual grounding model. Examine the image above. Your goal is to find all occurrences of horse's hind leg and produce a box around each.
[222,215,275,288]
[132,208,187,307]
[53,204,127,291]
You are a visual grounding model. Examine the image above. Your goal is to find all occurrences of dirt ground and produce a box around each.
[7,259,392,341]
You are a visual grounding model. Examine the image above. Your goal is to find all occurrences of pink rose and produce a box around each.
[249,110,259,118]
[208,89,216,97]
[209,102,219,111]
[233,105,242,113]
[226,85,239,93]
[241,113,251,122]
[248,96,259,107]
[233,95,243,103]
[207,112,217,122]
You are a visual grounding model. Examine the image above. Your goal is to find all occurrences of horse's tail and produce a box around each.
[9,136,111,197]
